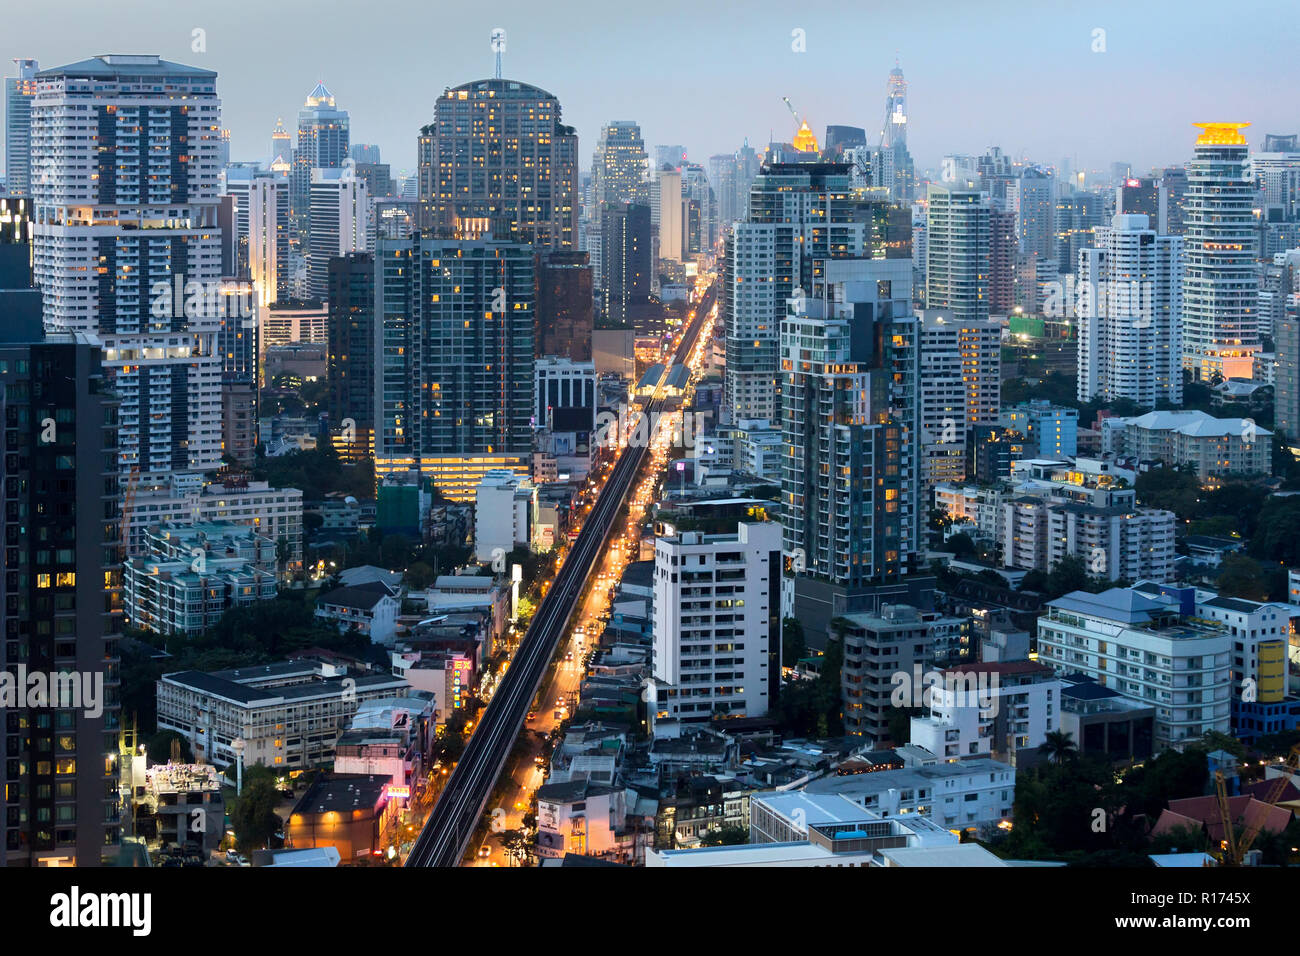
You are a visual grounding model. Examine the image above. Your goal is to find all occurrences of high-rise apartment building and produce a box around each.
[4,59,38,197]
[781,262,923,641]
[31,55,223,479]
[1276,314,1300,442]
[1182,123,1259,381]
[917,310,1002,492]
[374,236,534,500]
[417,78,577,250]
[652,521,782,722]
[291,83,350,244]
[307,165,371,301]
[1007,168,1056,261]
[1076,213,1184,407]
[726,163,872,423]
[925,182,991,323]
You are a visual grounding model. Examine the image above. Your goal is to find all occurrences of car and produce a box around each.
[564,652,573,662]
[554,709,563,719]
[526,711,536,721]
[478,845,491,858]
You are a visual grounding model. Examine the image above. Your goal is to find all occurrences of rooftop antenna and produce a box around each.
[491,28,506,79]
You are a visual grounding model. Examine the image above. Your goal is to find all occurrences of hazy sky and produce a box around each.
[4,0,1296,180]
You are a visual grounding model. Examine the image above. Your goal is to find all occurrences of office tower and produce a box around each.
[1159,166,1189,236]
[600,202,651,325]
[536,251,594,361]
[4,59,38,196]
[0,196,32,284]
[31,55,223,479]
[1076,214,1184,407]
[709,143,761,229]
[1116,176,1167,232]
[1277,311,1300,443]
[1008,168,1056,261]
[1054,190,1105,275]
[652,521,782,722]
[681,163,717,253]
[925,182,991,322]
[534,357,596,431]
[657,166,684,263]
[917,310,1002,491]
[1253,137,1300,212]
[781,261,923,640]
[327,252,376,456]
[353,162,392,198]
[1182,123,1259,381]
[655,145,687,170]
[269,117,291,164]
[989,207,1017,313]
[417,79,578,250]
[726,163,871,423]
[349,143,382,164]
[879,64,914,201]
[291,83,350,243]
[824,125,867,156]
[225,166,289,307]
[307,165,371,301]
[374,237,534,500]
[0,220,122,863]
[591,121,648,209]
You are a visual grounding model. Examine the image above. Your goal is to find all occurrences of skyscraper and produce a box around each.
[781,260,922,639]
[657,166,684,263]
[879,64,914,201]
[31,55,223,479]
[600,202,651,326]
[225,166,289,307]
[269,117,291,165]
[1077,214,1184,407]
[591,121,648,210]
[4,59,38,196]
[536,251,594,361]
[726,163,871,423]
[1182,123,1258,381]
[328,252,377,457]
[307,164,371,301]
[374,237,535,500]
[0,216,122,864]
[417,79,578,250]
[917,311,1002,492]
[291,83,350,245]
[925,182,991,323]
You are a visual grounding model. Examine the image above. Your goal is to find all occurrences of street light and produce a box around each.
[231,737,246,797]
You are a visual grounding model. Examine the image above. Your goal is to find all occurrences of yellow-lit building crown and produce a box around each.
[1193,122,1250,146]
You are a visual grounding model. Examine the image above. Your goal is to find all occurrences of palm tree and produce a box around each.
[1040,729,1078,764]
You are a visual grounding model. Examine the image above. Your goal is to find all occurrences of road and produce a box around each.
[406,280,717,868]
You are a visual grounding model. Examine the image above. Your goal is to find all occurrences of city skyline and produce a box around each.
[2,0,1295,181]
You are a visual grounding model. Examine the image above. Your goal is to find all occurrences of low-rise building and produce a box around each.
[1036,586,1232,749]
[143,762,224,853]
[315,581,400,644]
[286,774,400,862]
[801,756,1017,833]
[156,660,412,768]
[125,474,304,568]
[474,470,537,561]
[1100,410,1272,483]
[909,661,1062,762]
[124,522,279,636]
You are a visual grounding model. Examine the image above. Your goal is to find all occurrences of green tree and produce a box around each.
[1215,554,1270,602]
[230,778,282,852]
[1039,729,1078,764]
[699,825,748,846]
[782,617,807,670]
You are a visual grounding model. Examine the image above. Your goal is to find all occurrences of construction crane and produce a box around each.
[1215,743,1300,865]
[782,97,819,153]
